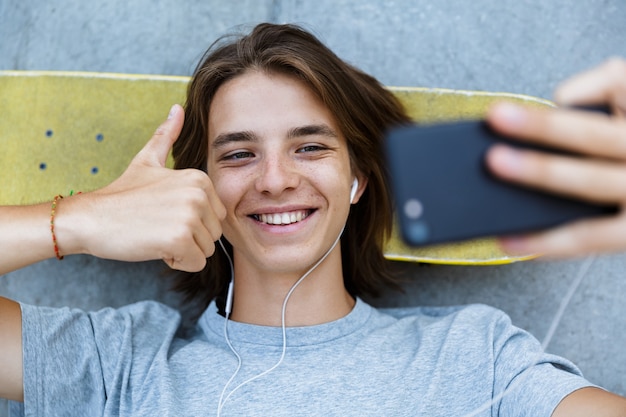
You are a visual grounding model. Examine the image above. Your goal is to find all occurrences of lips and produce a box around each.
[251,209,313,225]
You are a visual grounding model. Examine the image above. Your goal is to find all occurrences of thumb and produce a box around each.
[135,104,185,167]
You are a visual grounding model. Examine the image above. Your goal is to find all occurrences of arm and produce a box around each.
[0,297,22,402]
[0,105,225,401]
[553,387,626,417]
[0,104,225,275]
[486,58,626,256]
[0,204,55,275]
[485,59,626,414]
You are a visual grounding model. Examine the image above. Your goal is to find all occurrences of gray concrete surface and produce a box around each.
[1,0,625,404]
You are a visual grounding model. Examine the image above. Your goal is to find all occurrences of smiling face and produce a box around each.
[207,70,363,279]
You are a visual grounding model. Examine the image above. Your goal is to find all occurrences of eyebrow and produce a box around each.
[211,131,257,151]
[211,124,339,150]
[288,124,338,140]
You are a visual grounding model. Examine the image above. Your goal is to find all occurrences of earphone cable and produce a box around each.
[216,225,346,415]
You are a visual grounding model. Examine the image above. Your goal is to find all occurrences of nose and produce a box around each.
[255,152,300,196]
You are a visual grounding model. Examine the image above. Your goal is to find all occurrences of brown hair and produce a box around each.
[172,23,411,315]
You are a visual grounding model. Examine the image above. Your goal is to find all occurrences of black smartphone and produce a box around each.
[384,110,617,247]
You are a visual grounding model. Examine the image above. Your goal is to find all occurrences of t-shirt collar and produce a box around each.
[198,297,372,347]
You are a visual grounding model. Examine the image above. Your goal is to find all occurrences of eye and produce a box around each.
[223,151,254,161]
[296,144,327,153]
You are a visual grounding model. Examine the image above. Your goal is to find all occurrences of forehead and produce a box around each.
[207,71,343,143]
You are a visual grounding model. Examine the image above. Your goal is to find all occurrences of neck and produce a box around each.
[228,246,355,326]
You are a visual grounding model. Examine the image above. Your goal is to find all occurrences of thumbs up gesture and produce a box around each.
[60,105,226,271]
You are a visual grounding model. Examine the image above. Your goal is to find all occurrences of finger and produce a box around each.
[135,104,185,167]
[204,179,227,222]
[192,193,223,257]
[486,144,626,205]
[555,58,626,115]
[193,226,218,258]
[201,206,224,242]
[176,171,225,240]
[162,244,207,272]
[499,212,626,258]
[487,103,626,159]
[178,173,223,255]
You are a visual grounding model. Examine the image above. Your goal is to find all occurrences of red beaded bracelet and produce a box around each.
[50,194,64,260]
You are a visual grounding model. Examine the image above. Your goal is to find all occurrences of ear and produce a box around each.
[350,174,368,204]
[350,178,359,203]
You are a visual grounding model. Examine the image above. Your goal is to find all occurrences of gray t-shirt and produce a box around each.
[12,298,591,416]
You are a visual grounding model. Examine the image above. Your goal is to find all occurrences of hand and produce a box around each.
[62,104,226,271]
[485,58,626,257]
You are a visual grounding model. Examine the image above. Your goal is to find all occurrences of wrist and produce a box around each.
[51,192,93,258]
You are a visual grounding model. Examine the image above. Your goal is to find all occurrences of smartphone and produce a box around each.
[384,111,617,247]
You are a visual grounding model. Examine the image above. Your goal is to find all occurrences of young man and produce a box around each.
[1,23,625,416]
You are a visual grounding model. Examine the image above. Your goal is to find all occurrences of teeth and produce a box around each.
[257,210,309,225]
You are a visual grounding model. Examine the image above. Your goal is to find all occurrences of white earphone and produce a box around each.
[218,176,361,416]
[350,178,359,203]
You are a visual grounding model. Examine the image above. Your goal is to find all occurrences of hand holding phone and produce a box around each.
[385,105,617,247]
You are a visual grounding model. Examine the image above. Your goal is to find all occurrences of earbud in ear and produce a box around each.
[350,178,359,203]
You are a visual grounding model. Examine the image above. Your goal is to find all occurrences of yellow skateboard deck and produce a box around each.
[0,71,551,265]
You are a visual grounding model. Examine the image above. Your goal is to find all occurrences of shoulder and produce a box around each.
[20,300,183,348]
[21,299,181,326]
[368,302,525,355]
[18,301,185,415]
[88,300,182,326]
[376,302,509,330]
[369,302,591,416]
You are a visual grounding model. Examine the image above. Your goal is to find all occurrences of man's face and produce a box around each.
[207,71,360,277]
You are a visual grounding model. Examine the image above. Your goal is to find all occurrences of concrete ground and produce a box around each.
[1,0,625,405]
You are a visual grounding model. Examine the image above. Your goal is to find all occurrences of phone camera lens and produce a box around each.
[404,198,424,219]
[407,221,430,244]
